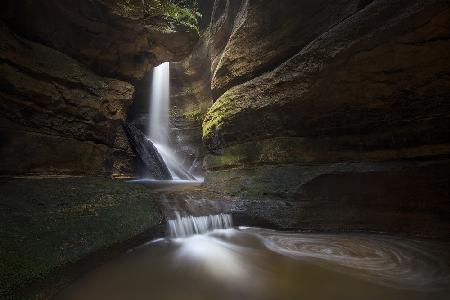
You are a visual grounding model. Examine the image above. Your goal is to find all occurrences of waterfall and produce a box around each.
[148,62,196,181]
[167,212,233,238]
[149,62,170,145]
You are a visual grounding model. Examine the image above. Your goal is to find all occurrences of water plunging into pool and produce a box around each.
[147,62,197,181]
[148,62,170,147]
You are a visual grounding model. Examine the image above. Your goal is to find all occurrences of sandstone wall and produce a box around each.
[0,0,198,176]
[198,0,450,236]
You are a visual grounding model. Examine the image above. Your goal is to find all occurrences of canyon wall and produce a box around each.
[0,2,199,298]
[0,0,198,177]
[196,0,450,237]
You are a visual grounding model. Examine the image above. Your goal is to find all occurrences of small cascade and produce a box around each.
[167,212,233,238]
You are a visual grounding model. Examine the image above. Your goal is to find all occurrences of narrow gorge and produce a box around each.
[1,0,449,299]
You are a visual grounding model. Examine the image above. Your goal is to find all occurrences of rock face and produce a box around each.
[221,159,450,238]
[0,0,198,80]
[197,0,450,237]
[168,62,210,177]
[1,0,449,239]
[0,1,198,177]
[123,123,172,180]
[0,3,199,298]
[203,0,450,152]
[126,58,210,178]
[0,177,164,299]
[0,23,135,175]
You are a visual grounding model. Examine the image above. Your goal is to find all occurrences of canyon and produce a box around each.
[0,0,449,299]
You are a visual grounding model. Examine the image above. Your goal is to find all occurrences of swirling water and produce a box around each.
[245,228,450,291]
[60,227,450,300]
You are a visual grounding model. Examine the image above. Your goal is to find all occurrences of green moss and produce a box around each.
[202,92,240,139]
[204,143,252,169]
[169,106,178,118]
[183,108,204,122]
[0,177,163,299]
[203,137,324,170]
[115,0,202,33]
[171,102,208,123]
[206,165,308,198]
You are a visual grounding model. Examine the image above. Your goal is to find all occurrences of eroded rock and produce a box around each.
[203,0,450,156]
[123,123,172,180]
[196,0,450,236]
[0,23,135,175]
[0,0,199,176]
[1,0,198,80]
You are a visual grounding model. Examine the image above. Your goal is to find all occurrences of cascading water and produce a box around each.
[147,62,196,181]
[167,212,233,238]
[149,62,170,146]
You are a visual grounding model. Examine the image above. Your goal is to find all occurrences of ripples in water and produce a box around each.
[244,228,450,291]
[60,228,450,300]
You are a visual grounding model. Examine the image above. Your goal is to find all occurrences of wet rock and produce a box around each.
[216,159,450,239]
[0,0,199,176]
[112,125,139,177]
[0,177,164,299]
[168,62,209,176]
[123,123,172,180]
[127,60,208,177]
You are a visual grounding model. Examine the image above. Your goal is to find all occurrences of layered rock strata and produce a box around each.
[198,0,450,235]
[0,0,198,176]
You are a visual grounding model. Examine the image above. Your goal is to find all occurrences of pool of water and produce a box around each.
[59,228,450,300]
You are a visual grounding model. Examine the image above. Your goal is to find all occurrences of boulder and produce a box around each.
[123,123,172,180]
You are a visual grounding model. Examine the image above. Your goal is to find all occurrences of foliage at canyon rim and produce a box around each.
[115,0,202,32]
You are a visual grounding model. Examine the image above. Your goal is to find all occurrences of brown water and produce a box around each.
[59,228,450,300]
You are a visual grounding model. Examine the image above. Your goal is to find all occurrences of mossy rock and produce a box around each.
[202,93,236,140]
[0,177,163,299]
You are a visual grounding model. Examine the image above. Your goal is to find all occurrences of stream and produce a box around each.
[56,60,450,300]
[59,226,450,300]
